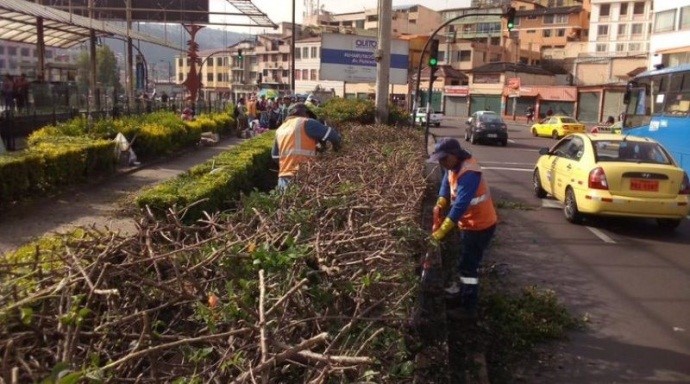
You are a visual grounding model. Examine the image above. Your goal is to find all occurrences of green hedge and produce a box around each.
[318,98,409,126]
[135,132,276,221]
[0,137,116,205]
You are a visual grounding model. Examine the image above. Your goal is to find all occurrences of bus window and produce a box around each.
[664,92,690,115]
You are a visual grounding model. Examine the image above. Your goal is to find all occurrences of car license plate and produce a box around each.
[487,134,497,138]
[630,179,659,191]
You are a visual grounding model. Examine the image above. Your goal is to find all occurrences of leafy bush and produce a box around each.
[319,98,376,126]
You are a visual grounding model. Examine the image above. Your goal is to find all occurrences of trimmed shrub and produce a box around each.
[319,98,376,126]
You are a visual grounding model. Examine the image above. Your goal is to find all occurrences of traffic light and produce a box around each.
[505,6,516,32]
[238,49,243,60]
[428,38,439,68]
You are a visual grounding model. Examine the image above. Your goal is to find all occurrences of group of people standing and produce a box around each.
[235,93,319,132]
[1,73,30,116]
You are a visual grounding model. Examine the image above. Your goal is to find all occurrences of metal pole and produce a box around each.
[375,0,392,124]
[291,0,296,95]
[126,0,134,111]
[412,12,498,130]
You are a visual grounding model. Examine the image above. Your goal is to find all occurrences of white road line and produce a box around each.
[481,166,533,172]
[541,199,562,209]
[586,226,617,244]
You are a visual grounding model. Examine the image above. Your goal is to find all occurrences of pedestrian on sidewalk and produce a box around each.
[429,137,498,318]
[271,102,341,191]
[526,106,535,124]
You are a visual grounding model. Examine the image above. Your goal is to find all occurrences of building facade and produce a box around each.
[649,1,690,68]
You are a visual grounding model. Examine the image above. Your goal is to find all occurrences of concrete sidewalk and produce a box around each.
[0,136,244,255]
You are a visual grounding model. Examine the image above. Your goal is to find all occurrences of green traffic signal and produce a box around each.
[507,21,515,31]
[428,57,438,67]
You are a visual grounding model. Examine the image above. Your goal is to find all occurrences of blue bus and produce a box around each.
[623,64,690,176]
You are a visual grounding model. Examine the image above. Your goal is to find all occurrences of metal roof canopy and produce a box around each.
[0,0,182,49]
[0,0,278,50]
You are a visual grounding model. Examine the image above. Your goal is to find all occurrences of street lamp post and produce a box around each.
[411,11,503,153]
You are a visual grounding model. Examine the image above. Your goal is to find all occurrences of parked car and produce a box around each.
[465,112,508,146]
[411,107,443,126]
[532,133,690,229]
[531,115,586,139]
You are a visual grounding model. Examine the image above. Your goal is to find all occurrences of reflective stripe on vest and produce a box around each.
[448,158,498,231]
[275,117,317,177]
[460,277,479,285]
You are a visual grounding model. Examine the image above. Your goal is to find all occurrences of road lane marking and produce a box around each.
[586,226,616,244]
[541,199,562,209]
[481,167,532,172]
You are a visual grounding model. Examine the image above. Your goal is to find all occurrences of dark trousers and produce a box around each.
[457,224,496,311]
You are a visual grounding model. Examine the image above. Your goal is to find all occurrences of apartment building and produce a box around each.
[175,48,233,103]
[304,5,442,36]
[0,41,69,81]
[589,0,652,55]
[228,39,259,102]
[649,1,690,68]
[514,5,589,62]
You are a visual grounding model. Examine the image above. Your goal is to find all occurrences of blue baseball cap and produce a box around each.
[429,138,471,161]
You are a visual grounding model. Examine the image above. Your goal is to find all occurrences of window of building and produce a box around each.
[20,48,30,57]
[680,6,690,30]
[597,25,609,36]
[409,19,416,24]
[633,2,645,15]
[301,69,308,79]
[366,15,378,22]
[179,58,183,66]
[596,43,607,52]
[629,42,641,51]
[618,24,627,35]
[295,70,301,80]
[557,28,565,37]
[217,73,222,81]
[616,43,625,52]
[555,14,568,24]
[8,47,17,56]
[282,54,288,61]
[302,47,309,58]
[355,20,365,28]
[216,57,223,66]
[527,30,536,34]
[459,50,471,61]
[655,9,676,32]
[45,50,53,59]
[0,46,4,54]
[0,59,4,69]
[620,3,628,17]
[208,59,214,66]
[631,23,643,34]
[283,70,288,77]
[544,14,554,24]
[600,4,610,17]
[310,69,317,80]
[543,29,552,37]
[490,37,500,46]
[207,73,213,82]
[310,47,318,58]
[179,73,184,81]
[295,48,301,59]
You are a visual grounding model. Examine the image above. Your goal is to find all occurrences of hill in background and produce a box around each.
[102,23,247,71]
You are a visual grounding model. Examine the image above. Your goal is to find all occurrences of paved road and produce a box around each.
[431,118,690,383]
[0,137,244,255]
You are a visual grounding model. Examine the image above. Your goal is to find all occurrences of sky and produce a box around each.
[211,0,472,33]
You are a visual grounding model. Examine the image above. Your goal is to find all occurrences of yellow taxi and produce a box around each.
[533,133,690,230]
[531,115,586,139]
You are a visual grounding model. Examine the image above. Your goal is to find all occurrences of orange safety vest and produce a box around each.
[448,158,497,231]
[275,117,318,178]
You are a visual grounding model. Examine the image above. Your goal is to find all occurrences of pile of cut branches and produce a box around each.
[1,124,429,383]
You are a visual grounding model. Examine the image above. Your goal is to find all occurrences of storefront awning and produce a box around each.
[502,86,577,101]
[656,46,690,55]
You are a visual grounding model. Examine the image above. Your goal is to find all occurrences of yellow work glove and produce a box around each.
[432,197,449,231]
[431,217,455,242]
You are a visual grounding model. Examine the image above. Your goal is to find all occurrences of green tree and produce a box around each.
[76,45,123,94]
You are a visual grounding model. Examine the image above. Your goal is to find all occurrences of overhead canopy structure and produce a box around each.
[0,0,278,50]
[0,0,183,49]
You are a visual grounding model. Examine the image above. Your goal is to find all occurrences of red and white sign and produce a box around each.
[444,85,469,96]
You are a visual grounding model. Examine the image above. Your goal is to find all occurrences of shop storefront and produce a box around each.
[443,86,469,117]
[576,85,626,123]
